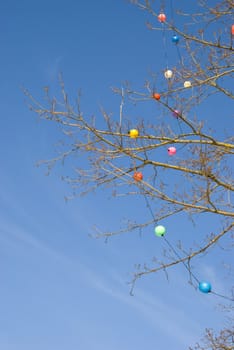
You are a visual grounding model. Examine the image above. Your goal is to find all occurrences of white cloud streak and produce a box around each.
[0,223,200,348]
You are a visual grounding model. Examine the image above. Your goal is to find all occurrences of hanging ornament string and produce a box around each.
[162,22,169,70]
[142,190,199,285]
[176,116,184,137]
[175,39,183,66]
[169,0,175,26]
[138,183,234,302]
[169,0,185,139]
[158,2,173,100]
[210,290,234,301]
[163,235,200,284]
[170,107,185,139]
[170,0,183,65]
[158,3,184,140]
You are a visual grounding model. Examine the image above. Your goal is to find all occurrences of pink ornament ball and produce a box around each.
[168,147,176,156]
[232,24,234,35]
[172,110,180,118]
[158,13,166,23]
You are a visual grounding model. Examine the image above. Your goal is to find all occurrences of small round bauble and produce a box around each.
[231,24,234,35]
[168,147,176,156]
[172,109,180,118]
[172,35,179,43]
[158,13,166,23]
[199,281,212,294]
[164,70,173,79]
[133,171,143,181]
[152,93,161,100]
[155,225,166,237]
[129,129,139,138]
[184,80,192,88]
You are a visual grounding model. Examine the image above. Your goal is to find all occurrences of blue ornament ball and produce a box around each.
[172,35,179,43]
[199,281,211,294]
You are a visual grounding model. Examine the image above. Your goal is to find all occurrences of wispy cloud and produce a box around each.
[0,222,199,347]
[44,56,64,82]
[90,270,200,347]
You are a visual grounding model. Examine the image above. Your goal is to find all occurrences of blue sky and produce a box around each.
[0,1,233,349]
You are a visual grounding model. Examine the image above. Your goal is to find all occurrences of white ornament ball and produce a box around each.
[184,80,192,88]
[164,70,173,79]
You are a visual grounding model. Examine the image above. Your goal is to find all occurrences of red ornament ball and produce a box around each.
[152,93,161,100]
[158,13,166,23]
[232,24,234,35]
[133,171,143,181]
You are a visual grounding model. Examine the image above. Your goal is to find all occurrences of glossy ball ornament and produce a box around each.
[133,171,143,181]
[184,80,192,88]
[155,225,166,237]
[152,92,161,100]
[164,70,173,79]
[158,13,166,23]
[168,146,176,156]
[232,24,234,35]
[172,109,180,118]
[129,129,139,138]
[172,35,179,43]
[199,282,212,294]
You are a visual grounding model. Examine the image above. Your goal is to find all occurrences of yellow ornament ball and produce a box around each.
[129,129,139,138]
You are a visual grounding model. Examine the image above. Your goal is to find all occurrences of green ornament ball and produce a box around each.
[155,225,166,237]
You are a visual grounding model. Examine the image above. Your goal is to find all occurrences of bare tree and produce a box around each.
[25,0,234,297]
[189,327,234,350]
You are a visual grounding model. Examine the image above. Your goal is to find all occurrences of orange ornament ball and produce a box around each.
[158,13,166,23]
[133,171,143,181]
[153,93,161,100]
